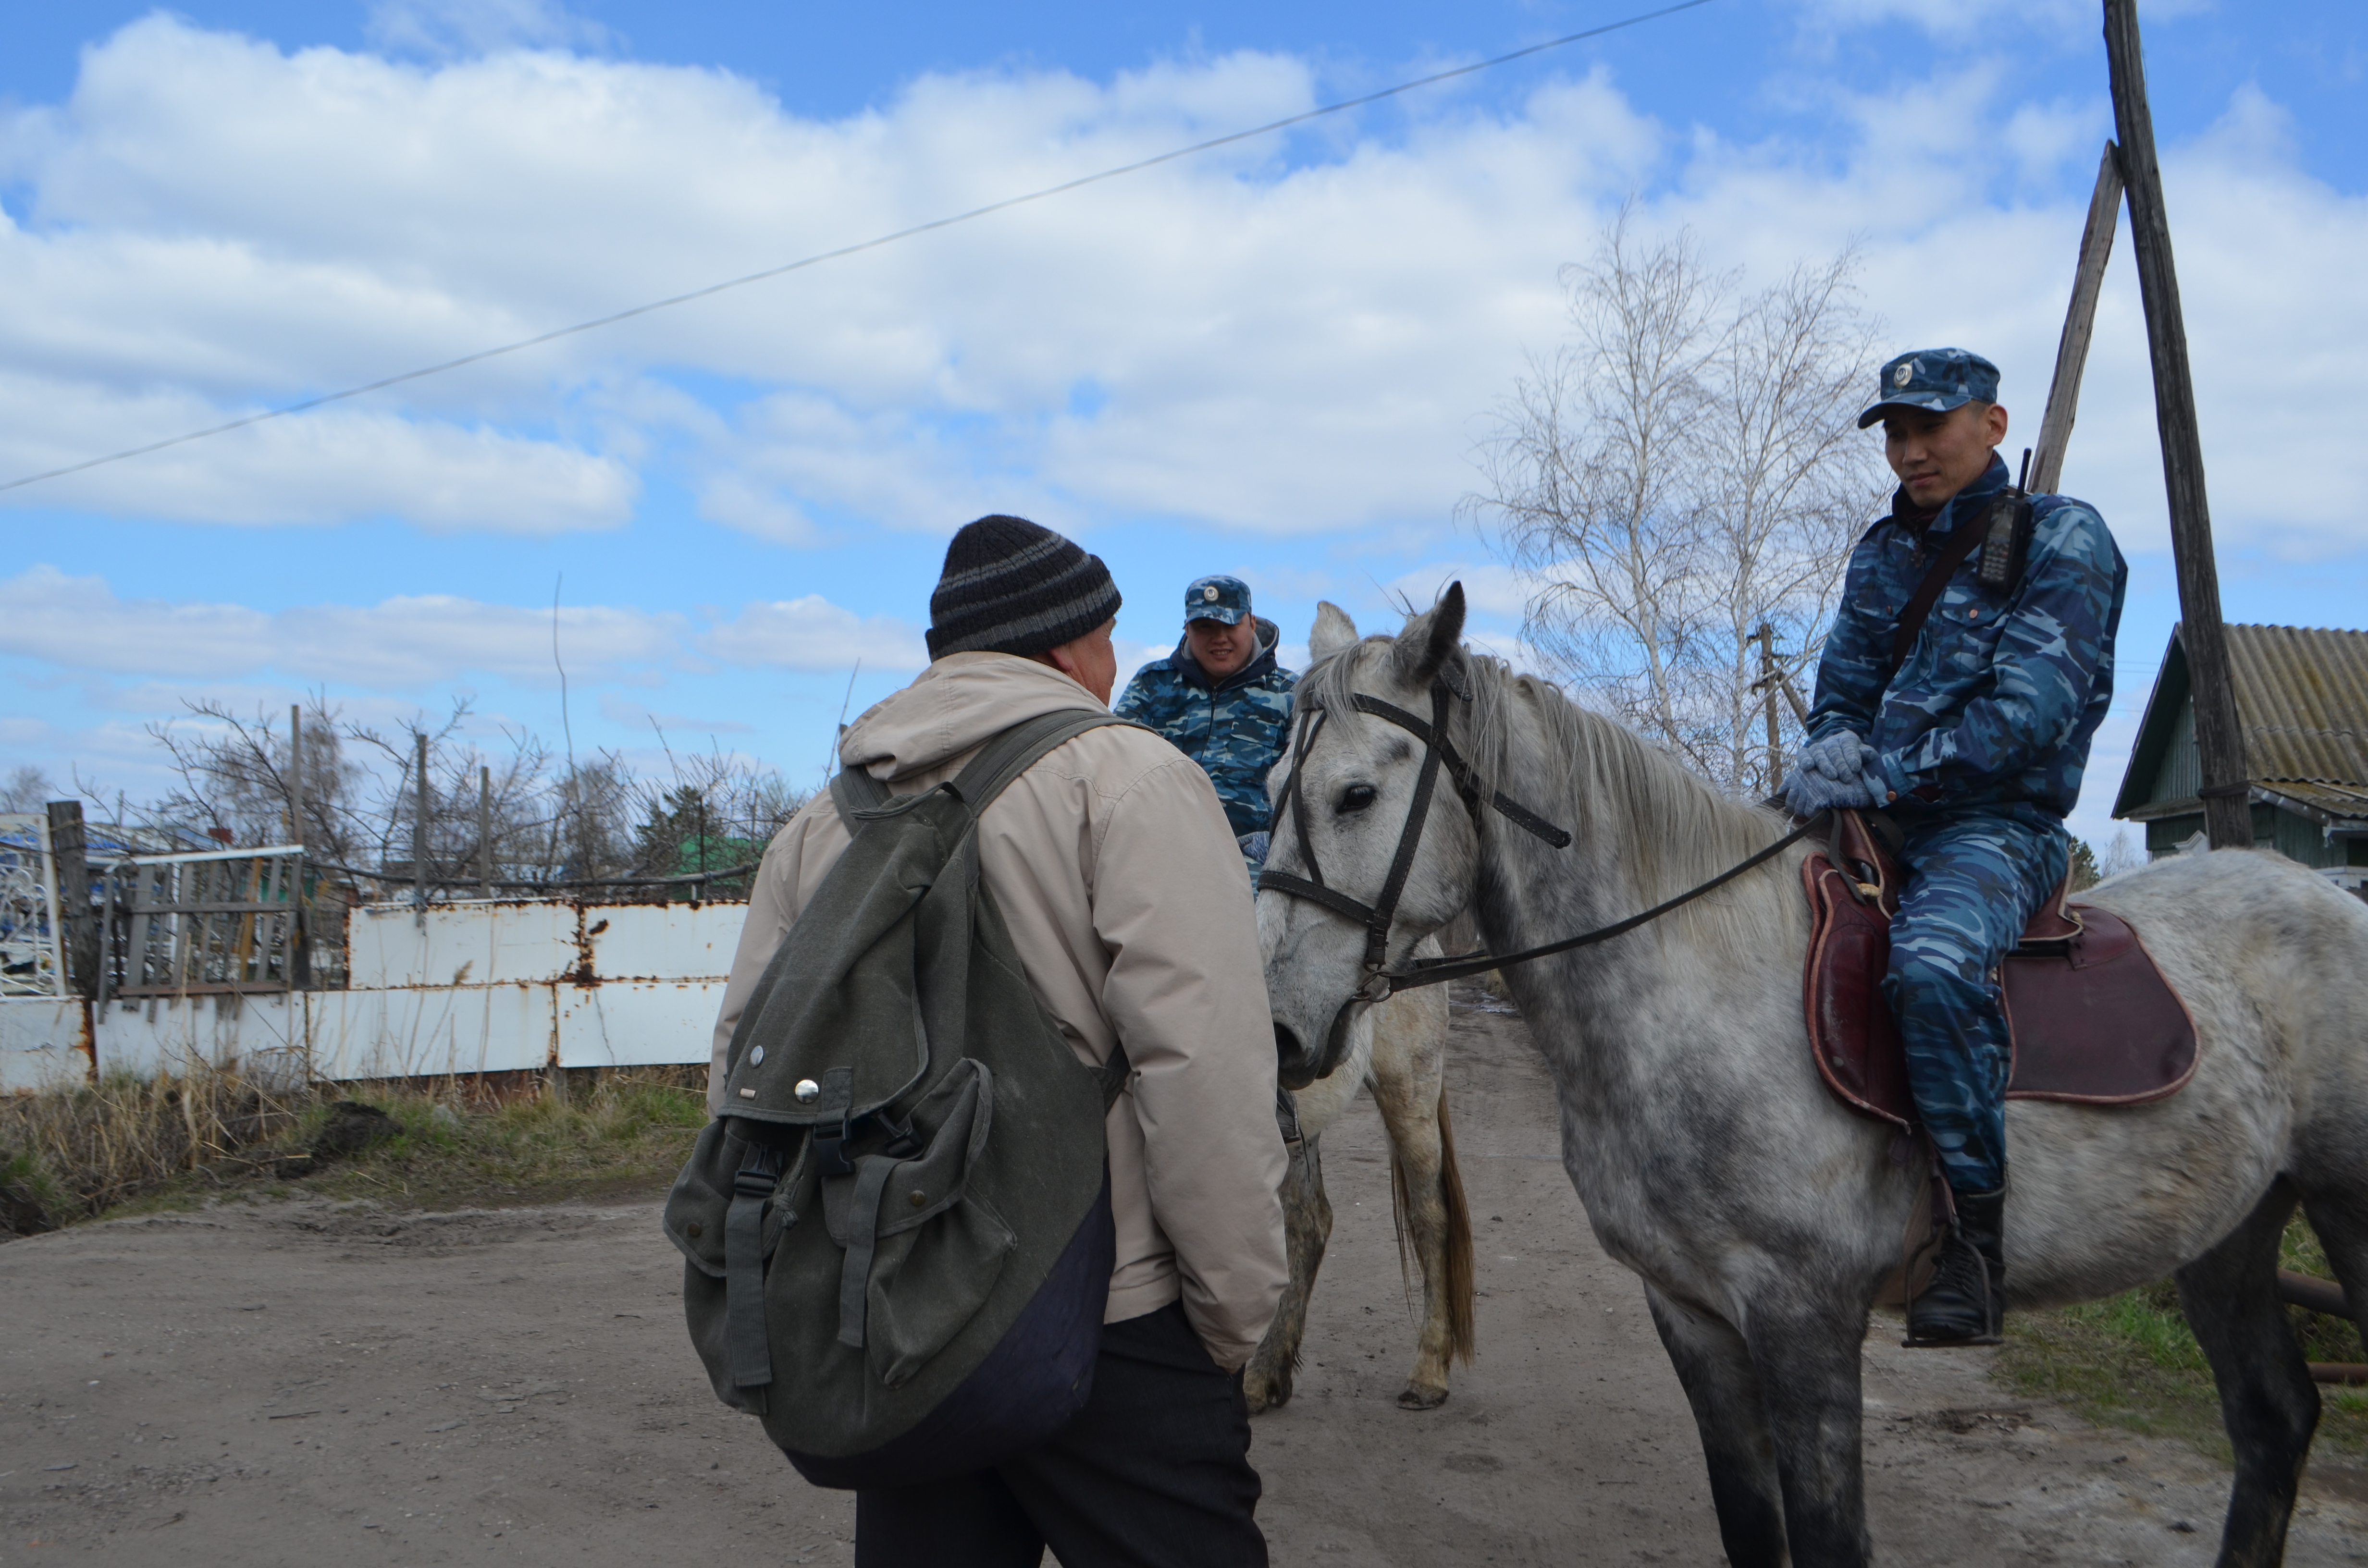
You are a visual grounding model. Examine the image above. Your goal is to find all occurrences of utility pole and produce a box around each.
[1756,624,1781,794]
[479,766,494,899]
[2030,143,2125,495]
[2104,0,2250,850]
[45,799,96,997]
[288,705,305,852]
[413,732,431,926]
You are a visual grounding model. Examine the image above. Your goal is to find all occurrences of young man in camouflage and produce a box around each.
[1114,575,1296,869]
[1783,348,2127,1346]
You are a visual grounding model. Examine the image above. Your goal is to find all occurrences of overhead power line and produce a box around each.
[0,0,1714,498]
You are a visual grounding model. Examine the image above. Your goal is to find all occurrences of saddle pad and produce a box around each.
[1801,854,2200,1128]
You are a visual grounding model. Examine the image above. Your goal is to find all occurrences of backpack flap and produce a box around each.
[818,1057,1016,1389]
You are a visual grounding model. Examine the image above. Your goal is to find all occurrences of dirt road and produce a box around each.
[7,996,2367,1565]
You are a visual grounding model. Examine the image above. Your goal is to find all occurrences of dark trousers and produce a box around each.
[854,1302,1267,1568]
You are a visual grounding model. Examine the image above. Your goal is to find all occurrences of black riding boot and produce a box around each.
[1905,1187,2005,1347]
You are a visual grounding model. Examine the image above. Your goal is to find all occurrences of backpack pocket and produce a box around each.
[819,1058,1015,1390]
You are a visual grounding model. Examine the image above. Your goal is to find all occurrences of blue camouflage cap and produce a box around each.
[1183,574,1253,626]
[1858,348,2001,429]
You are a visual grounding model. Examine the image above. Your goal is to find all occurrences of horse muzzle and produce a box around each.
[1273,996,1367,1092]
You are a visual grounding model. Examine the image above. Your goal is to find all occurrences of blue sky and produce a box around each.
[2,0,2364,851]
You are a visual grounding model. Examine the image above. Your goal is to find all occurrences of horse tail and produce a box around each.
[1435,1081,1478,1363]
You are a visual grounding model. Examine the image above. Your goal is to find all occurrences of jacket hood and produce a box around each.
[1170,616,1280,691]
[840,652,1108,783]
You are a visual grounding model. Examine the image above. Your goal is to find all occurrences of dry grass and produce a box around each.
[0,1062,710,1233]
[1997,1215,2368,1461]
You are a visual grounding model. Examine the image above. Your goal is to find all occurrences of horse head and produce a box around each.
[1258,585,1481,1090]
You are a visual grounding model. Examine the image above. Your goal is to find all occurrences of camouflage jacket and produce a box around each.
[1806,453,2127,822]
[1113,618,1296,837]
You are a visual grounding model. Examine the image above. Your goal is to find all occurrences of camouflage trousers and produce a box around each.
[1881,810,2069,1197]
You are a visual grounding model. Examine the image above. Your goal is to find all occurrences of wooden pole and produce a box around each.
[2030,143,2125,496]
[287,705,309,990]
[413,731,431,923]
[1756,624,1781,794]
[287,705,305,850]
[2103,0,2250,851]
[479,765,493,899]
[45,799,96,997]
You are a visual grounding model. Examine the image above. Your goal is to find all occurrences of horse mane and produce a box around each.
[1301,635,1807,955]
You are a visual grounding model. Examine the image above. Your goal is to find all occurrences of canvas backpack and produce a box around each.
[665,709,1137,1490]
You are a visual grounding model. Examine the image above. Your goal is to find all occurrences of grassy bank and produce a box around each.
[0,1066,708,1233]
[1997,1216,2368,1460]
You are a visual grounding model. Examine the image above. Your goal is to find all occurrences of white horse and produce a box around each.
[1258,587,2368,1568]
[1241,961,1475,1414]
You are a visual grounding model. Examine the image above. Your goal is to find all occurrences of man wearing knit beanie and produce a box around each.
[708,515,1289,1567]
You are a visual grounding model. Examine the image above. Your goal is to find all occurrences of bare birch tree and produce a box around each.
[1466,214,1888,793]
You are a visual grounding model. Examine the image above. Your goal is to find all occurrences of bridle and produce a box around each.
[1255,675,1570,1076]
[1257,670,1813,1078]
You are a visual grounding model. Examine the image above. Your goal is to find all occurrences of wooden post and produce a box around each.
[45,800,96,997]
[287,705,310,990]
[479,765,494,899]
[413,732,431,923]
[2104,0,2250,850]
[287,705,305,851]
[1756,624,1781,794]
[2030,142,2125,495]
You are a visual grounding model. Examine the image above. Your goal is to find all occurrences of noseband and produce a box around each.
[1257,677,1573,1017]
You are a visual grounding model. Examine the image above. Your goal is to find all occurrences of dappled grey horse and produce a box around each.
[1258,586,2368,1568]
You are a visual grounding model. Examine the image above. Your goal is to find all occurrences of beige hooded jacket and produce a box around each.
[707,652,1289,1371]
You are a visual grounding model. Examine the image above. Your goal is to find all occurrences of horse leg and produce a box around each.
[1644,1285,1787,1568]
[1742,1297,1873,1567]
[1243,1131,1332,1414]
[2179,1179,2319,1567]
[1368,1000,1475,1410]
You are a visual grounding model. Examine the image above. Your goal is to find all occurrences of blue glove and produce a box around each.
[1799,729,1866,784]
[1237,831,1271,869]
[1782,763,1880,819]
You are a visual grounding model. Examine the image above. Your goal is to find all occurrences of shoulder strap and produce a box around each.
[1889,506,2001,667]
[826,709,1138,822]
[948,709,1135,813]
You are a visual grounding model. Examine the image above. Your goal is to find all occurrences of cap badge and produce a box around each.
[1201,585,1219,601]
[1893,362,1913,388]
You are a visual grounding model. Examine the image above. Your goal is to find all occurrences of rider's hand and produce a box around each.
[1799,729,1865,784]
[1782,765,1880,819]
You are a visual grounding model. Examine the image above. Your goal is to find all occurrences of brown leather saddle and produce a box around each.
[1802,811,2198,1129]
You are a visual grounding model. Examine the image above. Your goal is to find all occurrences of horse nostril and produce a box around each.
[1274,1021,1316,1091]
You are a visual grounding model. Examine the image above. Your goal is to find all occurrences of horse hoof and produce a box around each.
[1396,1382,1449,1411]
[1244,1372,1291,1415]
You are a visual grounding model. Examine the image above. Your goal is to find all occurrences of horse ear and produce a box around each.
[1392,582,1468,688]
[1309,601,1359,661]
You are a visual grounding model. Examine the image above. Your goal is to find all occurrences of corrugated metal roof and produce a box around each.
[2226,624,2368,787]
[2259,781,2368,821]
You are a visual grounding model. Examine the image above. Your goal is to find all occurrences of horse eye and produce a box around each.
[1338,784,1378,814]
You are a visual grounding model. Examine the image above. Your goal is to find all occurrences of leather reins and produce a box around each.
[1257,677,1815,1010]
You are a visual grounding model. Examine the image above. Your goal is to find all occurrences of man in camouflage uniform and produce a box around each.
[1784,348,2127,1346]
[1114,575,1296,870]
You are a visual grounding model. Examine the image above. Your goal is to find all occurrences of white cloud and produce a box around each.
[0,375,638,531]
[0,10,2357,578]
[699,596,932,673]
[0,566,680,687]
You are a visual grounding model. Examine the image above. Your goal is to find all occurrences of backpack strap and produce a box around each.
[826,709,1139,824]
[949,709,1136,812]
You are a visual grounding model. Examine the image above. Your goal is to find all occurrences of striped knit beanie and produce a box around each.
[926,515,1122,660]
